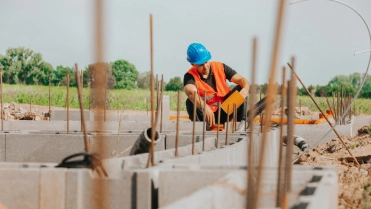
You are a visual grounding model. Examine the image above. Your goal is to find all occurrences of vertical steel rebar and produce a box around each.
[202,90,206,151]
[30,98,32,112]
[253,0,286,208]
[299,99,301,116]
[49,76,51,121]
[232,103,236,133]
[93,0,108,207]
[276,66,286,207]
[332,92,336,120]
[285,57,297,196]
[0,72,3,132]
[66,74,70,134]
[192,91,197,155]
[160,75,164,133]
[147,13,156,167]
[75,64,90,152]
[287,63,360,166]
[104,71,107,122]
[247,37,258,209]
[225,105,230,146]
[216,102,221,148]
[337,92,340,123]
[175,90,180,157]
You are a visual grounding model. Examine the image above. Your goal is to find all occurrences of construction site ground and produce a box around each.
[7,103,371,208]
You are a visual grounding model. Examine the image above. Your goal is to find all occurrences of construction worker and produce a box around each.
[183,43,250,131]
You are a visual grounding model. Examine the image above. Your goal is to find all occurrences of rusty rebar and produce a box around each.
[192,91,197,155]
[49,76,51,121]
[202,90,206,151]
[147,13,156,167]
[332,92,336,120]
[175,90,180,157]
[247,37,258,209]
[337,92,340,123]
[232,103,237,133]
[104,71,107,122]
[0,72,3,132]
[93,0,108,207]
[285,57,297,195]
[254,0,286,208]
[216,102,221,148]
[276,66,286,207]
[160,75,164,133]
[75,63,89,152]
[66,74,70,134]
[287,63,360,167]
[30,98,32,112]
[225,104,230,146]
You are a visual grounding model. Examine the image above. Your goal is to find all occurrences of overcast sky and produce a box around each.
[0,0,370,86]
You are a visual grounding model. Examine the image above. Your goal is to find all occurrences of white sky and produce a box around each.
[0,0,370,85]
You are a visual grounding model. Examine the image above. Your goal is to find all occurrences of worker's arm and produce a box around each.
[230,73,250,98]
[184,84,215,126]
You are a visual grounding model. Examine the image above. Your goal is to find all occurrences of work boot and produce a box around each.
[210,124,224,131]
[236,120,246,132]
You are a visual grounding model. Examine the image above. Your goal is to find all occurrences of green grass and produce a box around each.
[2,84,371,114]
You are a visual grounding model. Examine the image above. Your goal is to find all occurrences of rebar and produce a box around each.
[0,72,3,132]
[147,13,155,167]
[225,104,230,146]
[75,63,89,152]
[216,102,221,148]
[247,37,258,209]
[160,75,164,133]
[66,74,70,134]
[202,90,206,151]
[276,66,286,207]
[192,91,197,155]
[253,0,286,208]
[288,63,360,167]
[175,90,180,157]
[49,76,51,121]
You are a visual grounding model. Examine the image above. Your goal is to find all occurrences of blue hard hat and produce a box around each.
[186,43,212,64]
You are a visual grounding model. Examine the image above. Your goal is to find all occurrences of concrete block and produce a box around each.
[0,168,39,209]
[6,133,87,163]
[40,168,67,209]
[90,133,165,159]
[66,169,131,209]
[0,134,5,161]
[158,169,230,207]
[50,110,91,121]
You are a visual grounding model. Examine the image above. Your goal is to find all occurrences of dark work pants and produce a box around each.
[186,85,246,125]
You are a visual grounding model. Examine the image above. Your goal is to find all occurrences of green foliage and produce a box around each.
[0,47,54,85]
[137,71,151,89]
[165,76,183,91]
[111,59,138,90]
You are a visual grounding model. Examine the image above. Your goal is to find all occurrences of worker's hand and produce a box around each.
[239,88,249,98]
[204,105,215,126]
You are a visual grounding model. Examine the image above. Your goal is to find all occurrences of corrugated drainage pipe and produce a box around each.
[129,128,161,155]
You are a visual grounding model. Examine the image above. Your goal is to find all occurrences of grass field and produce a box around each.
[1,84,370,115]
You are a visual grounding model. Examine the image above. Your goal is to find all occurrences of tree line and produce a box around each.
[0,47,184,91]
[2,47,369,96]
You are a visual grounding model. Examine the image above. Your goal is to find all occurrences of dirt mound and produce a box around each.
[2,102,47,120]
[297,125,371,208]
[272,106,316,116]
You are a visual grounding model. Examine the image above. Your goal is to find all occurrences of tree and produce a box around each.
[111,59,138,90]
[165,76,183,91]
[137,71,151,89]
[53,65,75,86]
[0,47,54,85]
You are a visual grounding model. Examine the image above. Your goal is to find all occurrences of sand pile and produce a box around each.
[2,102,47,120]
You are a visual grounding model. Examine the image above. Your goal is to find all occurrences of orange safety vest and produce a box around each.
[187,62,231,112]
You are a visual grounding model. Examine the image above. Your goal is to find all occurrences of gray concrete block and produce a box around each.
[50,110,92,121]
[90,133,165,159]
[0,134,5,161]
[66,169,131,209]
[40,168,67,209]
[0,168,40,209]
[6,134,87,163]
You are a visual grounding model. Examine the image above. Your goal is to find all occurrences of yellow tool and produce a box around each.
[221,91,245,114]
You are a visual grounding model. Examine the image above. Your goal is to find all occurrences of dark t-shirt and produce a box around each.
[183,63,237,91]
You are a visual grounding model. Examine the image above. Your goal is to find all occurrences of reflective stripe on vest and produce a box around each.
[187,62,231,112]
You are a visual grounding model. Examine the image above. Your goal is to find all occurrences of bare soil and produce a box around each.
[297,126,371,208]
